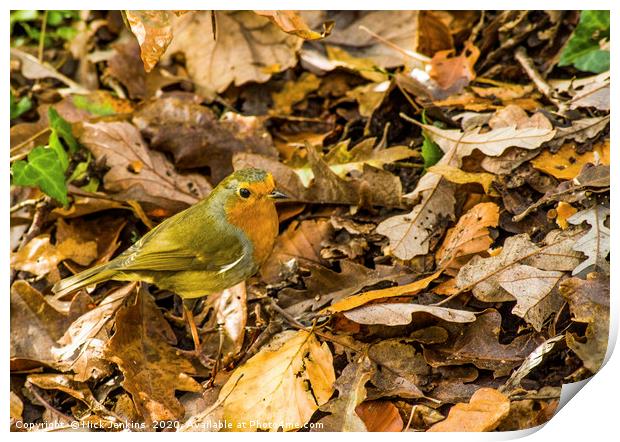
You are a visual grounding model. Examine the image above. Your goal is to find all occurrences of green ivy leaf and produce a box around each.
[12,146,69,205]
[559,10,610,73]
[10,91,32,119]
[48,107,78,153]
[420,111,443,170]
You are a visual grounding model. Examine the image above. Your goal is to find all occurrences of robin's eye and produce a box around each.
[239,188,251,198]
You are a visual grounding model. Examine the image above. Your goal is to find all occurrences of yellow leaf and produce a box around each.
[428,164,497,195]
[323,271,441,313]
[271,72,321,115]
[220,330,335,431]
[555,202,578,230]
[428,388,510,432]
[326,46,388,83]
[531,139,609,179]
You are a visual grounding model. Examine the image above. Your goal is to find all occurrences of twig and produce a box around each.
[10,196,45,214]
[38,11,49,62]
[28,384,75,424]
[359,25,430,65]
[514,47,560,108]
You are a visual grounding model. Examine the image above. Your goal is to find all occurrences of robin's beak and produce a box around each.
[268,190,288,200]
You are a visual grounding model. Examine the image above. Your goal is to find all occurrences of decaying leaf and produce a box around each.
[367,339,430,399]
[423,310,544,376]
[376,171,456,260]
[165,11,302,99]
[53,283,136,381]
[255,11,333,40]
[567,205,610,275]
[261,219,333,284]
[546,116,610,149]
[11,234,97,281]
[435,202,499,275]
[344,303,477,326]
[10,281,88,369]
[219,330,335,431]
[79,121,211,213]
[429,42,480,93]
[316,356,374,431]
[125,11,175,72]
[428,388,510,432]
[132,96,277,183]
[501,335,564,395]
[560,273,609,373]
[104,287,202,425]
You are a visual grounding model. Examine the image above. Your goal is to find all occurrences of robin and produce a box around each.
[53,168,286,351]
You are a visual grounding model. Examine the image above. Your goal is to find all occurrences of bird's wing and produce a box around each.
[113,211,246,273]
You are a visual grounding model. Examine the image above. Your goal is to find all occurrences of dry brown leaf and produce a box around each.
[304,11,422,69]
[346,81,390,117]
[133,96,277,183]
[26,373,111,417]
[261,219,333,284]
[435,202,499,275]
[560,273,609,373]
[255,10,333,40]
[165,11,302,99]
[10,391,23,424]
[53,283,136,382]
[367,339,429,399]
[423,310,544,376]
[565,71,610,110]
[125,11,174,72]
[280,261,414,316]
[429,42,480,93]
[343,303,477,326]
[531,139,609,179]
[376,172,456,260]
[480,148,540,175]
[79,121,211,213]
[428,165,496,194]
[219,330,335,432]
[324,271,441,313]
[324,45,388,83]
[10,281,88,369]
[456,230,583,330]
[315,356,375,431]
[547,116,610,149]
[355,401,404,432]
[418,119,555,159]
[428,388,510,432]
[567,205,610,275]
[104,288,202,425]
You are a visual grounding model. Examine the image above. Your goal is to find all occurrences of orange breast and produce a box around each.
[225,198,279,266]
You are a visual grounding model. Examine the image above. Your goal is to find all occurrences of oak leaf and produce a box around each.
[343,303,477,326]
[567,205,610,275]
[315,356,374,431]
[560,273,609,372]
[219,330,335,431]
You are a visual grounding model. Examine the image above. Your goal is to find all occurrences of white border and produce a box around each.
[3,3,618,440]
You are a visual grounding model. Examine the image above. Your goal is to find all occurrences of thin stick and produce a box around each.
[38,11,49,62]
[359,25,431,64]
[10,127,50,154]
[10,196,45,214]
[514,47,560,108]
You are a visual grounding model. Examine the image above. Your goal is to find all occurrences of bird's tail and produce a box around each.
[52,262,117,297]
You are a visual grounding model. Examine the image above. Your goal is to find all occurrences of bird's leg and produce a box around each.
[182,299,202,352]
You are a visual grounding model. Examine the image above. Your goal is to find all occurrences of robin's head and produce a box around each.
[219,168,286,204]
